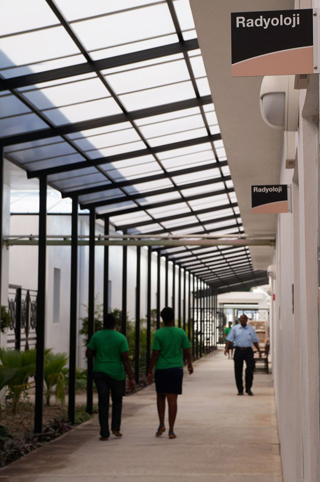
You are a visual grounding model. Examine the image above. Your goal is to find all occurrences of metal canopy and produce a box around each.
[0,0,267,291]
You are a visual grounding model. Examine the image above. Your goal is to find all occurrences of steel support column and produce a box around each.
[122,232,128,337]
[165,255,169,306]
[195,277,199,358]
[183,268,186,331]
[0,148,2,321]
[86,208,95,414]
[146,247,152,374]
[172,261,175,319]
[178,265,182,328]
[156,253,161,329]
[15,288,22,351]
[199,280,203,358]
[68,196,78,424]
[135,246,141,384]
[103,217,109,320]
[34,175,47,435]
[188,273,191,340]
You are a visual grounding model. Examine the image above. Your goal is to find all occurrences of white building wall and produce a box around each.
[271,83,320,482]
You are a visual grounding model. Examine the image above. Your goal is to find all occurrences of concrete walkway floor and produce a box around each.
[0,350,282,482]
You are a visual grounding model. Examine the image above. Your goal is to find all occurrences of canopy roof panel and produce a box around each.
[1,0,268,291]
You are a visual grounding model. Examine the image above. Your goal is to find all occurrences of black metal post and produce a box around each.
[103,216,109,320]
[34,175,47,435]
[188,273,191,340]
[178,265,181,328]
[165,255,169,306]
[15,288,22,351]
[135,246,141,384]
[199,280,203,358]
[68,196,78,424]
[25,291,30,351]
[122,231,127,337]
[195,277,199,358]
[0,147,3,326]
[172,261,175,319]
[86,208,95,415]
[156,253,161,329]
[146,247,152,374]
[183,268,186,331]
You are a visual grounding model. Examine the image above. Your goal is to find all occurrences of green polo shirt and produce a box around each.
[152,326,191,370]
[87,329,129,381]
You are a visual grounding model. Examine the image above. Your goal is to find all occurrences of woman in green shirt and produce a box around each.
[86,314,135,441]
[148,307,194,439]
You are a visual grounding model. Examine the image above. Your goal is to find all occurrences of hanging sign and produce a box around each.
[231,9,314,77]
[251,185,289,214]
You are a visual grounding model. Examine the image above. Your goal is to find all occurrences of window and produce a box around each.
[53,268,61,323]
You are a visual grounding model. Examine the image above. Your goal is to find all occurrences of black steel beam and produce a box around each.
[116,200,236,232]
[91,172,229,212]
[63,164,229,200]
[91,173,229,211]
[1,96,212,148]
[103,217,109,321]
[217,276,268,294]
[0,40,199,92]
[68,196,78,424]
[86,208,95,415]
[181,252,249,269]
[28,133,221,179]
[34,176,47,435]
[186,254,250,273]
[135,246,141,385]
[188,272,191,339]
[145,214,241,236]
[146,247,152,375]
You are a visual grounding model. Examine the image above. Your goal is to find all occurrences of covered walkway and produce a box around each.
[0,351,282,482]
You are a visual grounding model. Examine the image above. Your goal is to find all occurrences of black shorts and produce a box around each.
[155,367,183,395]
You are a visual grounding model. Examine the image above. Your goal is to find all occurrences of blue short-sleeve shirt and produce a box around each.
[226,324,258,347]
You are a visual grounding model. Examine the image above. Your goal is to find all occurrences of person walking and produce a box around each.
[224,321,234,359]
[224,314,261,396]
[147,307,193,439]
[86,314,135,441]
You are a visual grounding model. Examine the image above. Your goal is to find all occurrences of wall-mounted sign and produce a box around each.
[251,185,289,214]
[231,9,314,77]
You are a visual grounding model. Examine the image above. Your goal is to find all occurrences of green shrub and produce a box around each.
[44,352,68,406]
[0,307,11,333]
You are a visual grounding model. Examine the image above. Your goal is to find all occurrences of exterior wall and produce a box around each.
[8,216,192,366]
[271,82,320,482]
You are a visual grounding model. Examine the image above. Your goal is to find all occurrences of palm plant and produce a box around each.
[44,352,68,406]
[0,348,37,415]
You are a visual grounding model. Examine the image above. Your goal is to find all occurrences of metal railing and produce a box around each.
[7,285,37,350]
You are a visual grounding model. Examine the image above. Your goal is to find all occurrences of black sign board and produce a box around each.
[231,9,314,77]
[252,185,289,214]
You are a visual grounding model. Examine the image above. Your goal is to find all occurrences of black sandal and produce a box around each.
[169,431,177,439]
[155,425,166,437]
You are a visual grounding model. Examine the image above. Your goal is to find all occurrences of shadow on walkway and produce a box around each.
[0,350,282,482]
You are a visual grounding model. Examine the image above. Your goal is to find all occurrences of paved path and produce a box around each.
[0,350,282,482]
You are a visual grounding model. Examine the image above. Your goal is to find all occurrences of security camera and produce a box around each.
[267,264,276,280]
[260,75,299,131]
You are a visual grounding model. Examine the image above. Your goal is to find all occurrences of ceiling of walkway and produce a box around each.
[190,0,293,269]
[0,0,270,292]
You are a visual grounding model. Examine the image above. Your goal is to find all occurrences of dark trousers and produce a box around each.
[93,372,124,438]
[233,348,255,393]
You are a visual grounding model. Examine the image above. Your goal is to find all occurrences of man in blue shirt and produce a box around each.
[225,314,261,396]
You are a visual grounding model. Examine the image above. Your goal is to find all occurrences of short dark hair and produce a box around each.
[104,314,116,329]
[160,307,174,324]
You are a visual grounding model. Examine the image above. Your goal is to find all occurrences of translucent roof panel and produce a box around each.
[43,97,122,126]
[0,114,48,137]
[0,0,58,35]
[124,179,173,195]
[0,95,31,118]
[55,0,163,21]
[106,59,190,95]
[173,0,195,31]
[71,4,175,52]
[86,140,145,159]
[72,128,141,152]
[21,78,110,110]
[7,141,77,163]
[148,127,207,148]
[0,55,86,79]
[0,27,81,69]
[119,81,196,111]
